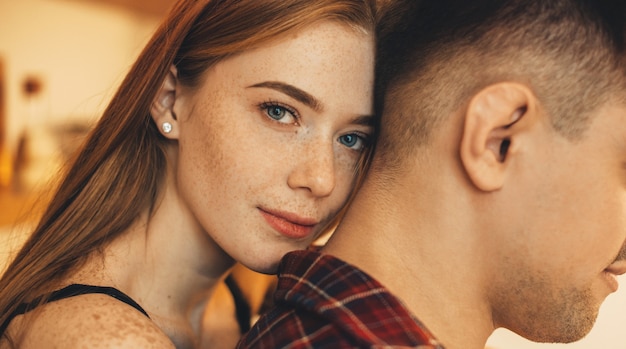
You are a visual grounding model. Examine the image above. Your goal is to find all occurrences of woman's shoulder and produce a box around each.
[13,292,175,348]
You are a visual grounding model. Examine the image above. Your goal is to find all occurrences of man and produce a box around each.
[238,0,626,348]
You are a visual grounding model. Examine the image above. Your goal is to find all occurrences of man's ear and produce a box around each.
[459,82,538,192]
[150,65,180,139]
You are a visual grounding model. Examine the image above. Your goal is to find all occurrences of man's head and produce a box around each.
[375,0,626,164]
[372,0,626,343]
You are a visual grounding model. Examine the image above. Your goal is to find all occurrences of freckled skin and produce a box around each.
[1,21,375,348]
[171,21,375,273]
[13,295,175,348]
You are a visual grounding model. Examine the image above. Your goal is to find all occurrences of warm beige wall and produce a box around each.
[0,0,160,154]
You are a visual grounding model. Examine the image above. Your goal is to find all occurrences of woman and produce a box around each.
[0,0,377,347]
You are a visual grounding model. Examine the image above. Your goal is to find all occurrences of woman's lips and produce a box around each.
[259,208,318,239]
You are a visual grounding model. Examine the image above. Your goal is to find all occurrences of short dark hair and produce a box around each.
[374,0,626,170]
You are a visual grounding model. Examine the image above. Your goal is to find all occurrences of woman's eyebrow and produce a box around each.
[248,81,323,112]
[351,115,374,127]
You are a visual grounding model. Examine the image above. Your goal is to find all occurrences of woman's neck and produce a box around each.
[69,202,236,346]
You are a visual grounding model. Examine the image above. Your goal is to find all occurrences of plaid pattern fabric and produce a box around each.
[238,250,444,349]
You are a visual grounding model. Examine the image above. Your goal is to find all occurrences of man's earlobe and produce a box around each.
[150,65,180,139]
[459,83,537,192]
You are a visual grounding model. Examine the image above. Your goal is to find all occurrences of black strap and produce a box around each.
[224,274,252,334]
[2,283,150,334]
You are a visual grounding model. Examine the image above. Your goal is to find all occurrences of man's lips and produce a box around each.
[605,260,626,276]
[603,261,626,293]
[259,208,319,239]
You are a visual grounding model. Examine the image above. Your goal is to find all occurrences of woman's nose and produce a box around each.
[287,140,336,198]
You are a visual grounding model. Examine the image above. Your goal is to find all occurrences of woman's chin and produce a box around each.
[238,255,282,275]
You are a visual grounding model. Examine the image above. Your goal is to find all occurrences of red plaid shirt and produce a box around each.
[238,250,444,348]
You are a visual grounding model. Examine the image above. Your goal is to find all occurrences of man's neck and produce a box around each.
[323,179,495,349]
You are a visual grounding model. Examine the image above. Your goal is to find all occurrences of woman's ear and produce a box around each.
[150,65,180,139]
[459,82,539,192]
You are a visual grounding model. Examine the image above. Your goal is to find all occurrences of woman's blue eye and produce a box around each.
[339,133,367,151]
[260,103,298,124]
[267,106,287,120]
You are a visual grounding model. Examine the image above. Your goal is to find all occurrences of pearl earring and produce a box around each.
[162,122,173,134]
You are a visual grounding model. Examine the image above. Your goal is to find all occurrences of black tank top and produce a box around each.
[1,284,149,335]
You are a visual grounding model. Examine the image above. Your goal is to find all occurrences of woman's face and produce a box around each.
[170,21,374,272]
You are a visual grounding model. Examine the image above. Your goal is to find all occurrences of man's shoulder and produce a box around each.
[239,307,355,348]
[239,305,442,348]
[239,250,443,348]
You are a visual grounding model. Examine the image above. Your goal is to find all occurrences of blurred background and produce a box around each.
[0,0,169,195]
[0,1,623,348]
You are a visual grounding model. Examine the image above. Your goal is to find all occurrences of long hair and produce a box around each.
[0,0,376,341]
